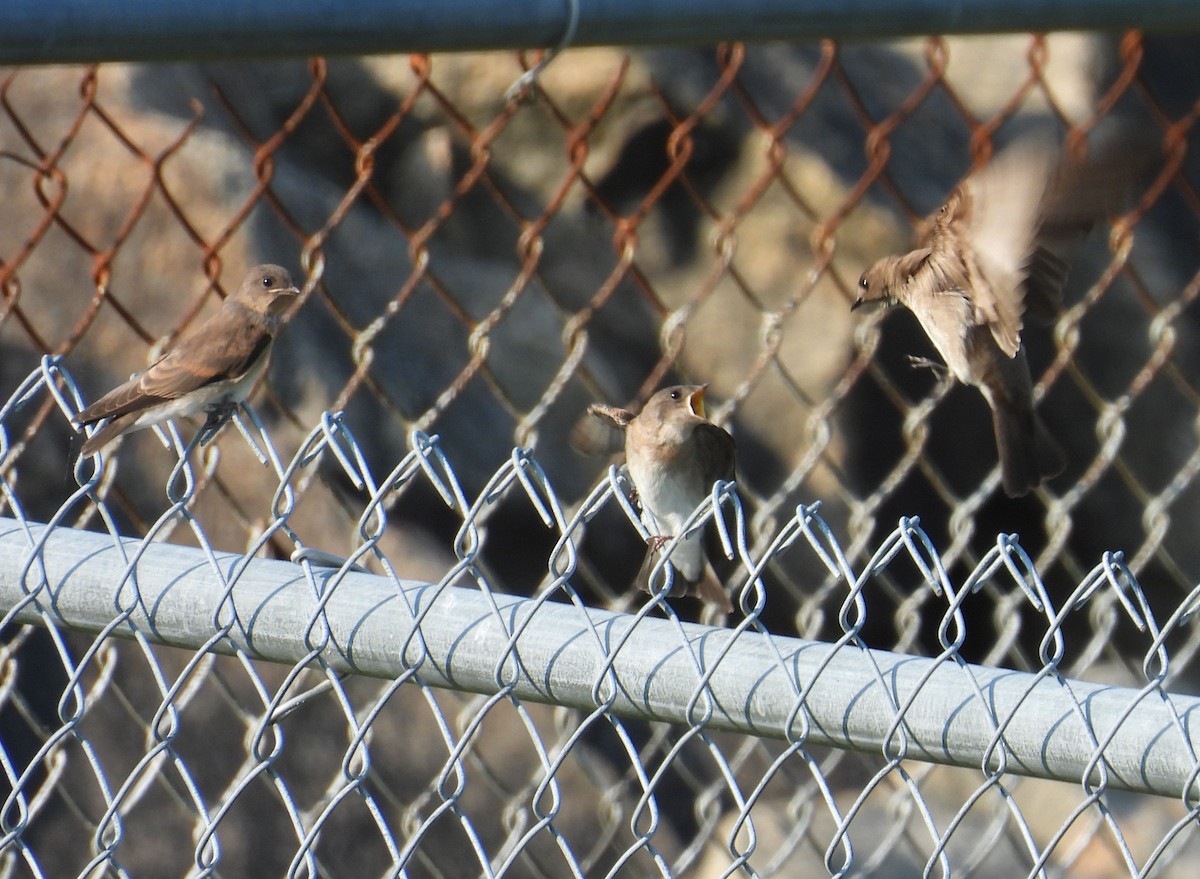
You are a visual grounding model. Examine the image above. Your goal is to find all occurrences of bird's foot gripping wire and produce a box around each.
[906,355,949,379]
[197,402,240,446]
[648,534,674,553]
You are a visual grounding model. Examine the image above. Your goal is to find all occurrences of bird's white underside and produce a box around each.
[908,287,976,385]
[627,455,706,582]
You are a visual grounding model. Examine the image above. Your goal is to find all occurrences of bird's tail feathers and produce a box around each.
[991,399,1064,497]
[690,564,734,616]
[1034,416,1066,482]
[637,552,733,616]
[991,398,1037,497]
[79,413,137,457]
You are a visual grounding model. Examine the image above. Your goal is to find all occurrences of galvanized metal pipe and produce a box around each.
[0,515,1196,798]
[1,0,1197,65]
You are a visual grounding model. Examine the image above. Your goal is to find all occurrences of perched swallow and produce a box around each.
[853,138,1079,497]
[589,385,735,614]
[74,264,299,456]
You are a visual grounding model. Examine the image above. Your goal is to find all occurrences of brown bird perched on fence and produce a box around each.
[852,135,1131,497]
[588,385,735,615]
[74,264,300,456]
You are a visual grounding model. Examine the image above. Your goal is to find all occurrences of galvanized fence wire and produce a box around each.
[0,29,1199,879]
[0,358,1199,878]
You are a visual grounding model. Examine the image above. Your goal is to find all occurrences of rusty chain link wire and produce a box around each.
[1,30,1200,878]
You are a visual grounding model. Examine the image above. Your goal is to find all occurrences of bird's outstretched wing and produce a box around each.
[942,137,1058,356]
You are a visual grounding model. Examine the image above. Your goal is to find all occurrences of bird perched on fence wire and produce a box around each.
[852,134,1133,497]
[589,385,735,615]
[74,264,300,456]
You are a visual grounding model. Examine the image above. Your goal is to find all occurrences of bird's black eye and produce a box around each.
[262,276,274,289]
[669,389,681,400]
[859,277,869,290]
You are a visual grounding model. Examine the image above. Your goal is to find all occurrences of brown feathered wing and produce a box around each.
[76,306,273,426]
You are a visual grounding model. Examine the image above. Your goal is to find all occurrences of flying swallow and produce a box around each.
[853,137,1088,496]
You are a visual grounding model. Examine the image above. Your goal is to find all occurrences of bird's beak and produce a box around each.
[269,286,301,316]
[850,297,865,312]
[688,385,707,419]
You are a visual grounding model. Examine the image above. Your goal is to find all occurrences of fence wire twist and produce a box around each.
[0,30,1199,879]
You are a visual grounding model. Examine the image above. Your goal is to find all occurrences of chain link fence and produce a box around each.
[2,28,1200,878]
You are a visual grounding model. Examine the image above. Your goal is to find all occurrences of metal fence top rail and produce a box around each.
[2,0,1199,65]
[5,513,1199,801]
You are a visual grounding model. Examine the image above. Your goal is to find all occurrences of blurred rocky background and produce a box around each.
[0,33,1198,877]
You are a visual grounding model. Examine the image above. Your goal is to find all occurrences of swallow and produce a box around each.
[853,138,1079,497]
[74,264,299,456]
[589,385,735,614]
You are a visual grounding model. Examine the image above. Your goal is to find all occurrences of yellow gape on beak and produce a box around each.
[688,386,707,420]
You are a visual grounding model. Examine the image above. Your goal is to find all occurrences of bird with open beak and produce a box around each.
[589,385,736,614]
[74,264,300,456]
[852,137,1081,497]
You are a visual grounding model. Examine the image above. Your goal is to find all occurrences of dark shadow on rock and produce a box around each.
[590,115,743,266]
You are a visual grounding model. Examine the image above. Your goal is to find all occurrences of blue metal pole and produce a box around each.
[1,0,1198,65]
